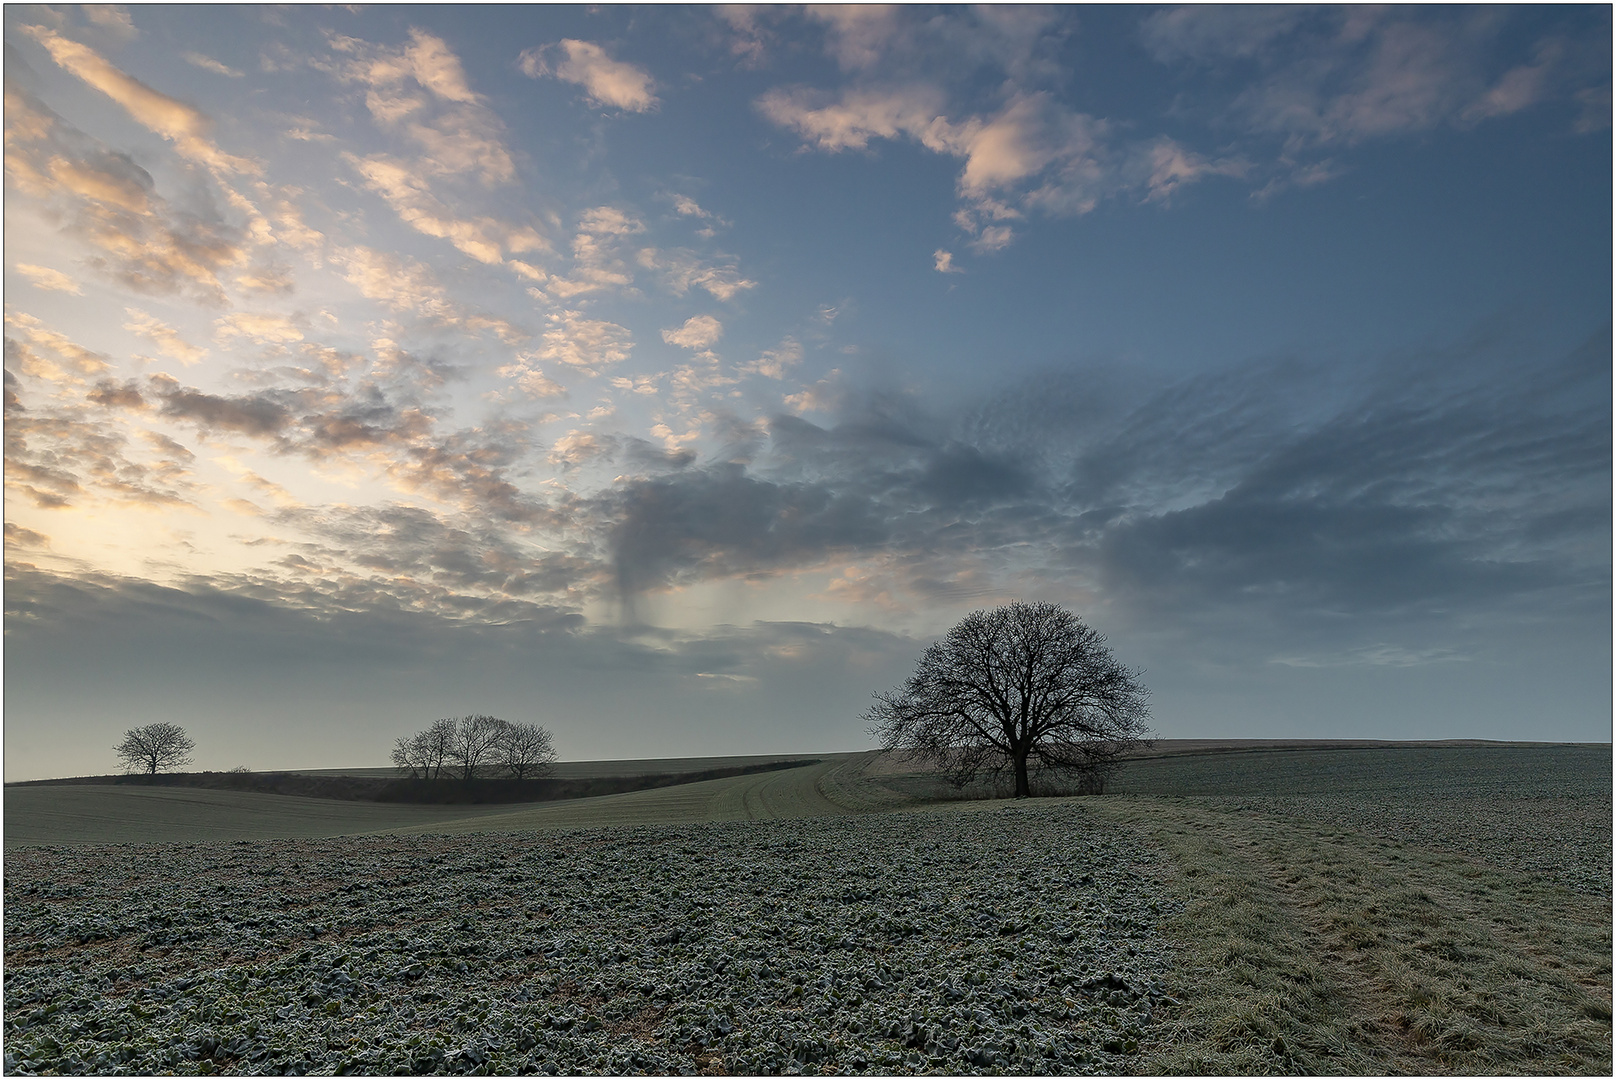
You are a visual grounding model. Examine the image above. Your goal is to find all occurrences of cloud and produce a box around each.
[346,152,546,263]
[183,51,244,78]
[661,315,724,351]
[1147,7,1605,153]
[4,522,50,548]
[329,28,516,185]
[214,311,305,345]
[495,356,566,399]
[756,83,949,152]
[1139,6,1305,64]
[932,249,961,274]
[601,462,891,600]
[548,430,615,469]
[520,39,658,112]
[760,82,1233,235]
[15,264,83,293]
[740,338,803,380]
[4,84,250,303]
[3,366,199,511]
[967,226,1013,254]
[718,5,794,69]
[669,194,727,227]
[123,308,208,364]
[1135,138,1249,204]
[535,310,634,376]
[636,248,756,301]
[83,5,138,41]
[556,320,1612,651]
[4,311,113,383]
[150,375,291,437]
[20,24,258,176]
[804,4,910,72]
[331,246,522,343]
[547,207,645,298]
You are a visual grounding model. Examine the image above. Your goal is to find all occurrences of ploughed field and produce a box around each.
[4,744,1611,1075]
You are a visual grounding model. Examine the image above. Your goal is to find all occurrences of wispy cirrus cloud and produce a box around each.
[345,152,546,265]
[1141,6,1608,149]
[636,247,755,301]
[123,308,207,365]
[183,51,243,78]
[15,264,82,293]
[20,24,258,177]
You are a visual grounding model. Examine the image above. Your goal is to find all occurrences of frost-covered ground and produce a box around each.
[4,803,1180,1075]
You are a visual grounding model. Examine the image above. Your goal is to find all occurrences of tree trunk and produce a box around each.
[1013,751,1031,798]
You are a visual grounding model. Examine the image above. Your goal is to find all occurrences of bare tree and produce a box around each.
[496,721,557,780]
[391,733,431,778]
[114,723,196,776]
[866,601,1151,798]
[448,714,508,781]
[391,718,456,780]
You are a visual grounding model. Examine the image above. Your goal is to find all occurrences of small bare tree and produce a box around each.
[496,721,557,780]
[866,601,1151,798]
[114,723,196,776]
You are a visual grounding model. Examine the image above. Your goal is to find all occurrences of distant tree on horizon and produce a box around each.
[449,714,507,781]
[392,717,456,779]
[497,720,557,780]
[392,715,557,781]
[114,723,196,776]
[867,601,1151,798]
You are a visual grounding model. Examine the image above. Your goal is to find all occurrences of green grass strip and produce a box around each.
[1087,797,1612,1075]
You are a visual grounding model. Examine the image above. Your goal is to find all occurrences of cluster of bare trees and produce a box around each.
[392,715,556,781]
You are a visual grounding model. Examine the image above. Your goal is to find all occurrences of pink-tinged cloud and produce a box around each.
[521,40,658,113]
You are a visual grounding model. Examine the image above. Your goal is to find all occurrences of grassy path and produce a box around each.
[1084,797,1613,1075]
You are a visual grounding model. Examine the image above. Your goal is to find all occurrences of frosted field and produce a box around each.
[4,804,1176,1076]
[4,744,1609,1075]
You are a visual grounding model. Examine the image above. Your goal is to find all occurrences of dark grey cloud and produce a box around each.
[602,463,891,603]
[152,376,290,436]
[586,325,1609,650]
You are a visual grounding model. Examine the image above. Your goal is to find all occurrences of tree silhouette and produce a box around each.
[114,723,196,776]
[867,602,1150,798]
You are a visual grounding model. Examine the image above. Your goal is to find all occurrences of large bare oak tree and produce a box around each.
[867,601,1151,798]
[114,722,196,776]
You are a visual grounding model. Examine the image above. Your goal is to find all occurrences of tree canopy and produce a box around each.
[114,723,196,776]
[866,601,1151,798]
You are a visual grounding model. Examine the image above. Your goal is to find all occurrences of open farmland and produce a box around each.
[4,804,1177,1076]
[2,757,865,847]
[4,743,1610,1074]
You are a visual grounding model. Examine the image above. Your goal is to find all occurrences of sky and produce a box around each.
[3,4,1611,780]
